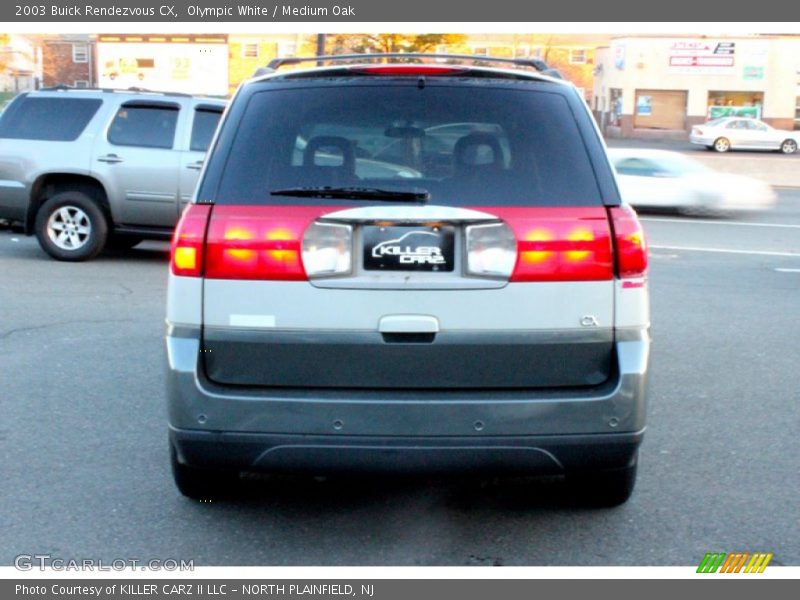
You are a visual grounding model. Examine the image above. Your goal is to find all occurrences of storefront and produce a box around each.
[593,35,799,137]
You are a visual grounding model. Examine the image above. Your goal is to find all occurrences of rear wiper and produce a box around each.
[270,186,430,202]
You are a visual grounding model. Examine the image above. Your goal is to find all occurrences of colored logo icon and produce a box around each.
[697,552,773,573]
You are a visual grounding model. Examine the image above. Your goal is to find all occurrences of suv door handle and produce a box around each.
[186,161,204,171]
[97,154,124,164]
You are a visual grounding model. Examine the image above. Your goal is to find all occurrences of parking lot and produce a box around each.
[1,189,798,566]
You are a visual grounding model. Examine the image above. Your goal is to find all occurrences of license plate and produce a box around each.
[363,225,455,272]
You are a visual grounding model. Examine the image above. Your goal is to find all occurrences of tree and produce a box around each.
[0,34,11,79]
[330,34,467,55]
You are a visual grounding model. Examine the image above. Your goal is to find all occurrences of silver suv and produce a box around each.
[0,88,226,260]
[166,55,650,506]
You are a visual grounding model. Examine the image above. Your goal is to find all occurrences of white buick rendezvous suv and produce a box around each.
[165,55,650,506]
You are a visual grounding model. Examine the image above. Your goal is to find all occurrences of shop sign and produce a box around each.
[743,65,764,80]
[613,43,625,70]
[669,40,736,74]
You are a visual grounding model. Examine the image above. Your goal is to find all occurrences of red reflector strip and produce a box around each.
[204,205,345,281]
[622,280,645,289]
[352,65,468,75]
[517,240,604,252]
[219,239,302,251]
[478,207,615,282]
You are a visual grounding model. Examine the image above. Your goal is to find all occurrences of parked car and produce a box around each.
[166,55,650,506]
[690,117,799,153]
[609,148,776,215]
[0,87,226,260]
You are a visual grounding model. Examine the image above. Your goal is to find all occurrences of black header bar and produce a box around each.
[4,0,800,22]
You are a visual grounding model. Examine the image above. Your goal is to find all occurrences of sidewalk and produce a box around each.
[605,138,800,188]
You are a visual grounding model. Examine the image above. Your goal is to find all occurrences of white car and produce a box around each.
[609,149,776,214]
[690,117,799,154]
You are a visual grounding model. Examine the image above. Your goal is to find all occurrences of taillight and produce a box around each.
[609,205,648,279]
[203,206,350,280]
[482,207,615,282]
[170,204,211,277]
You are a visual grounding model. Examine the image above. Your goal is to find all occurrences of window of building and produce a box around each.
[72,43,88,63]
[569,49,587,64]
[795,97,800,131]
[609,88,623,126]
[242,44,259,59]
[707,91,764,119]
[515,46,543,59]
[73,80,89,88]
[277,41,297,57]
[472,46,489,56]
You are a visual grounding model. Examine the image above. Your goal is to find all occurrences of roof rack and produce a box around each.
[261,53,563,78]
[37,85,193,98]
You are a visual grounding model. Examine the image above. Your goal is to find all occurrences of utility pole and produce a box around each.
[316,33,326,66]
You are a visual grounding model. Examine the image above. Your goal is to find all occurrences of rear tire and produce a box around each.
[713,137,731,153]
[34,191,108,261]
[780,139,798,154]
[170,444,240,501]
[564,455,638,507]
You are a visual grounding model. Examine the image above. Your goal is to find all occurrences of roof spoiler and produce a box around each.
[253,52,563,78]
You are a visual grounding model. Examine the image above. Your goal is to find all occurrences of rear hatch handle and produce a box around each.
[379,315,440,344]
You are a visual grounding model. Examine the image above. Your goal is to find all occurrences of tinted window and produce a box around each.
[0,96,101,141]
[214,85,601,206]
[190,109,222,152]
[108,105,178,149]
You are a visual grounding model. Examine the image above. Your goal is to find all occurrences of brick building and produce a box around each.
[452,34,611,102]
[228,34,315,96]
[41,34,95,88]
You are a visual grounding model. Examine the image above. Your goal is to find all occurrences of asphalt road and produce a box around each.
[1,191,798,567]
[607,136,800,159]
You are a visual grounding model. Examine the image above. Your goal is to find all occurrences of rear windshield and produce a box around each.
[213,84,601,206]
[0,96,101,141]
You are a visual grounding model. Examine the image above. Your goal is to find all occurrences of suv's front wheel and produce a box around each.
[35,191,109,261]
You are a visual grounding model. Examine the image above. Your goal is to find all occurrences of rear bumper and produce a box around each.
[170,427,643,474]
[689,136,714,146]
[166,326,649,474]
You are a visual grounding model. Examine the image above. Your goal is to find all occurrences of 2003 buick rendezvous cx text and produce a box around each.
[165,55,650,506]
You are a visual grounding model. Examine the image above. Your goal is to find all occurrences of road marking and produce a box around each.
[641,218,800,230]
[650,245,800,258]
[775,268,800,273]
